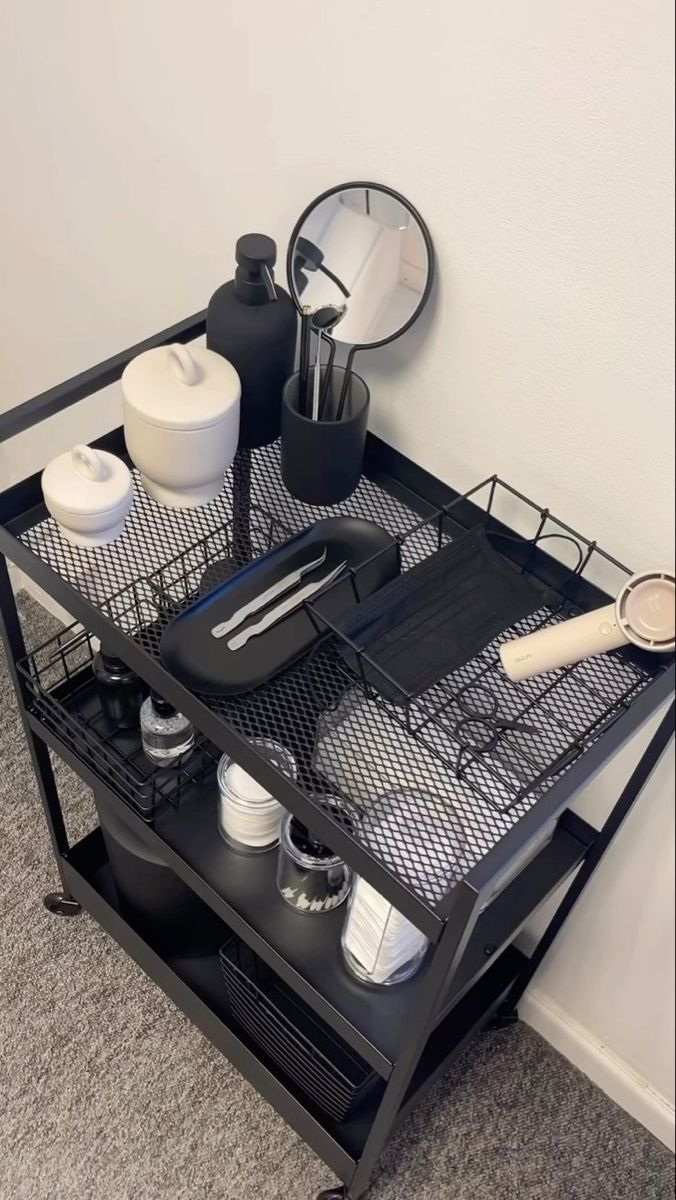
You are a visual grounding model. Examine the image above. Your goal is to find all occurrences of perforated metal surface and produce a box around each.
[20,446,434,604]
[19,445,654,908]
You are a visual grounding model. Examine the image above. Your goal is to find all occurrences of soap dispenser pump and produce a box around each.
[207,234,297,449]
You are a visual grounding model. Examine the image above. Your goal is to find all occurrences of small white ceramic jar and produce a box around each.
[41,445,133,546]
[122,343,240,508]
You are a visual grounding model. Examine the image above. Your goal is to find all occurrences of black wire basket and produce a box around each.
[17,625,218,823]
[302,475,655,816]
[219,937,378,1123]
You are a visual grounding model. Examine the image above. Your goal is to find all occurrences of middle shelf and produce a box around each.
[21,623,596,1079]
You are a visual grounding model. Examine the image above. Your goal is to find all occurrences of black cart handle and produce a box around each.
[0,310,206,444]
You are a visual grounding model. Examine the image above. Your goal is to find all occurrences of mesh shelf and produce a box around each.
[18,444,659,908]
[17,626,218,823]
[20,446,432,606]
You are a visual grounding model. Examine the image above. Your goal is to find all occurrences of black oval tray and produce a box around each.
[159,517,400,695]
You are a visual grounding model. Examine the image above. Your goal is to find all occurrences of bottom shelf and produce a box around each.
[61,828,526,1185]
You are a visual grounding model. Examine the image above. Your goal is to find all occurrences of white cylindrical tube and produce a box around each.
[500,603,628,682]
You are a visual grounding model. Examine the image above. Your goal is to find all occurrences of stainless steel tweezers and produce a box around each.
[211,548,327,640]
[227,560,347,652]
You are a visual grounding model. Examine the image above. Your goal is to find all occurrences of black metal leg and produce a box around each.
[346,885,482,1200]
[485,1008,520,1031]
[0,555,80,912]
[498,699,675,1017]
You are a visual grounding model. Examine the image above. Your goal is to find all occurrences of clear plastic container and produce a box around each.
[217,739,296,854]
[341,878,429,985]
[276,802,352,915]
[341,790,467,986]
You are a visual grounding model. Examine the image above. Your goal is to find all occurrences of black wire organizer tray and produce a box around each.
[1,314,673,1200]
[16,626,219,823]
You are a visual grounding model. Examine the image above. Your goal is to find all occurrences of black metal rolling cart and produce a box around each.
[1,313,674,1200]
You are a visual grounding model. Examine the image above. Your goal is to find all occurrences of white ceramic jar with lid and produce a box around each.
[122,343,240,508]
[41,445,133,546]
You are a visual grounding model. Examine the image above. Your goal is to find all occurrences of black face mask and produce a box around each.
[337,527,560,703]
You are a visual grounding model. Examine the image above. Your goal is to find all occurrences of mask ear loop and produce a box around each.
[487,526,586,613]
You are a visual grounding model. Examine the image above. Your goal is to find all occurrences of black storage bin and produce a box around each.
[96,792,224,958]
[219,937,377,1122]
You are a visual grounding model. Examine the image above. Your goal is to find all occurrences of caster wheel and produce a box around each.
[43,892,82,917]
[486,1007,519,1031]
[317,1189,347,1199]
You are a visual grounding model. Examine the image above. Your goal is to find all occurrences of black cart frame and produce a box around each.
[1,313,674,1200]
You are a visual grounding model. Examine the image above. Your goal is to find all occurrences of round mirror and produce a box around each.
[287,182,434,349]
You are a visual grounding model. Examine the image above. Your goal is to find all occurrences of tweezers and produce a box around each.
[227,560,347,651]
[211,548,327,640]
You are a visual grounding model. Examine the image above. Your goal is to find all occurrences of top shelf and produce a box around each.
[2,428,673,938]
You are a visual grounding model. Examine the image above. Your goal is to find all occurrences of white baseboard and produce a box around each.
[521,988,675,1152]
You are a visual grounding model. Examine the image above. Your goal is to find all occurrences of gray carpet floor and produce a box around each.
[1,591,673,1200]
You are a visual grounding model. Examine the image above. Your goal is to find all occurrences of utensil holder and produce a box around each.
[281,366,369,505]
[276,808,352,914]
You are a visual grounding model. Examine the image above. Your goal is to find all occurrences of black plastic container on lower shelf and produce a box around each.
[219,937,377,1122]
[96,792,224,958]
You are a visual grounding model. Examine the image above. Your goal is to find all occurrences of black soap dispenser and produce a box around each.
[207,234,297,449]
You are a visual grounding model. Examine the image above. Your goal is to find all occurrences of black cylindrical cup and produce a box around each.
[281,366,369,505]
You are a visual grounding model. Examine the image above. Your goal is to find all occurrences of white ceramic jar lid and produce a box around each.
[121,343,241,432]
[42,445,133,517]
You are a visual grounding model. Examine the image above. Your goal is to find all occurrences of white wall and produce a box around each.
[519,702,675,1146]
[1,0,674,1143]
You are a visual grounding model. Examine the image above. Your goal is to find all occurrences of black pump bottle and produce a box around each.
[207,234,297,449]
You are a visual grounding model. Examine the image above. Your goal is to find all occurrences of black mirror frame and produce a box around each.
[286,180,435,352]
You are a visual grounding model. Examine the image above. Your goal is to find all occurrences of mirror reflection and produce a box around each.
[289,186,432,348]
